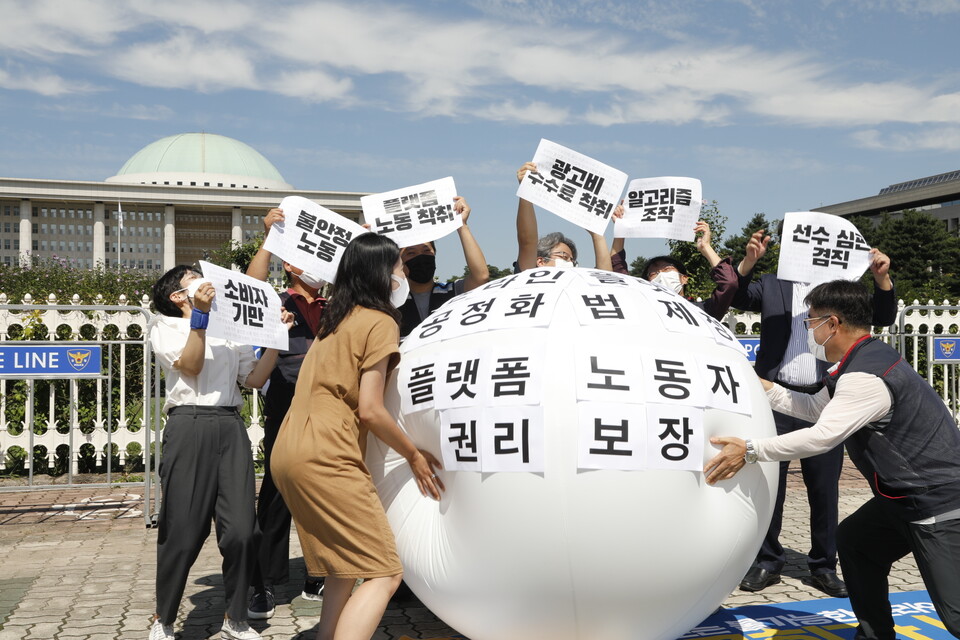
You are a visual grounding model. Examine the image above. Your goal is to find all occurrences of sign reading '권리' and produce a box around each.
[0,344,103,378]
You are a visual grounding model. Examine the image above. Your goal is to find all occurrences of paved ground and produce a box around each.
[0,459,926,640]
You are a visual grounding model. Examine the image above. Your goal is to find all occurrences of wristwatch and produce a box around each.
[744,439,758,464]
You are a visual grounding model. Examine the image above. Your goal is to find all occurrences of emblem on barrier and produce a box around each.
[942,341,957,358]
[66,349,93,371]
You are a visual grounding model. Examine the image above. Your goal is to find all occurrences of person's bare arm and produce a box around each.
[455,197,489,291]
[359,357,444,499]
[246,208,285,281]
[695,220,722,268]
[516,162,539,271]
[173,283,214,376]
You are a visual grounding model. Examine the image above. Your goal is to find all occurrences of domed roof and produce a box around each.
[106,133,293,190]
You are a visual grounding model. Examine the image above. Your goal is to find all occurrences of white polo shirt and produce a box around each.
[149,314,257,414]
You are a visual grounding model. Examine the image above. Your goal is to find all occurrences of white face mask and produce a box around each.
[652,270,684,294]
[177,277,211,299]
[806,319,833,362]
[390,274,410,308]
[552,258,575,269]
[298,270,325,290]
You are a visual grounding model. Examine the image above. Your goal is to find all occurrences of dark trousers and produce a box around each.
[251,415,292,589]
[838,497,960,640]
[156,406,256,625]
[754,412,843,574]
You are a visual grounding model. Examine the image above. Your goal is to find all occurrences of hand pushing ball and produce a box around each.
[366,268,777,640]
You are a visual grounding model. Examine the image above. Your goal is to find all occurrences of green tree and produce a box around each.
[663,200,728,299]
[208,233,265,273]
[451,264,515,282]
[869,210,960,303]
[627,255,648,278]
[721,212,780,276]
[0,257,158,304]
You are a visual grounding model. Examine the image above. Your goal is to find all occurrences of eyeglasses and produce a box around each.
[803,315,830,328]
[647,265,680,279]
[549,252,577,266]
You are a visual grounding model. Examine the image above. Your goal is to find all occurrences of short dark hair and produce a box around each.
[640,255,688,280]
[317,233,401,340]
[152,265,197,318]
[804,280,872,329]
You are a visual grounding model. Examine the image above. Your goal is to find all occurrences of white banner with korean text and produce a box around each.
[777,212,872,285]
[362,177,461,247]
[516,139,627,235]
[199,260,289,350]
[614,177,702,241]
[262,196,368,284]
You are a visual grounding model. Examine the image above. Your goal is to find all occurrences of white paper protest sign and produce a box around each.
[199,261,289,350]
[777,212,872,285]
[516,139,628,235]
[614,177,702,241]
[362,177,461,247]
[262,196,368,284]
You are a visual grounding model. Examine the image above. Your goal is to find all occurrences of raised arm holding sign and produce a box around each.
[261,196,368,284]
[613,177,703,241]
[361,177,462,247]
[515,139,627,237]
[515,162,613,272]
[776,211,874,285]
[199,260,290,351]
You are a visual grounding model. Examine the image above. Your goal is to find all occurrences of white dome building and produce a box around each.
[106,133,294,191]
[0,133,363,273]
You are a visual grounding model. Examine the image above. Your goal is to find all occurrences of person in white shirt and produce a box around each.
[147,265,290,640]
[706,280,960,640]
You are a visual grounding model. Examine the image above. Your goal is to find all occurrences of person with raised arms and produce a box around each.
[398,196,489,337]
[705,279,960,640]
[515,162,613,271]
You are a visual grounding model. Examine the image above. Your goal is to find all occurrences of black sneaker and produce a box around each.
[247,586,275,620]
[302,577,324,601]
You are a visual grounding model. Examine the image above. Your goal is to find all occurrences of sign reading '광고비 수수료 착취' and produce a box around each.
[0,345,103,378]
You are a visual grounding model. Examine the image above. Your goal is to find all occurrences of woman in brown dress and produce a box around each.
[271,232,443,640]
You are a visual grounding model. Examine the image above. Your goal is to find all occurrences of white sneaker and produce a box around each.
[148,618,175,640]
[221,617,262,640]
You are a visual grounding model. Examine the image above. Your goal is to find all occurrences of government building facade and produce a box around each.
[816,169,960,231]
[0,133,364,277]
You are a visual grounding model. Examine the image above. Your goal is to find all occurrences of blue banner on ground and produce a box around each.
[685,591,947,640]
[406,591,948,640]
[0,344,102,377]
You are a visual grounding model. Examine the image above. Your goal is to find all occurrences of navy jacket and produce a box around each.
[732,271,897,382]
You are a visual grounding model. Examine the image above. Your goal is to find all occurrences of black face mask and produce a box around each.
[405,254,437,284]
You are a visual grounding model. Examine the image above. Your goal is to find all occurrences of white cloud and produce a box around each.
[107,32,258,91]
[2,0,959,129]
[851,127,960,151]
[0,67,96,96]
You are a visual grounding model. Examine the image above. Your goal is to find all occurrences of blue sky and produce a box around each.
[2,0,960,278]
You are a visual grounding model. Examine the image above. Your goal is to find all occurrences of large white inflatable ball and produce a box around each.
[367,268,777,640]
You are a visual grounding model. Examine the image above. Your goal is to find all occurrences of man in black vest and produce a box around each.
[245,208,328,618]
[706,280,960,640]
[731,228,895,597]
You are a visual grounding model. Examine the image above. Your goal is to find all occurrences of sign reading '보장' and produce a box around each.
[0,345,103,378]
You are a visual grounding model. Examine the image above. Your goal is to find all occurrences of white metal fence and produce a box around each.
[1,293,958,521]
